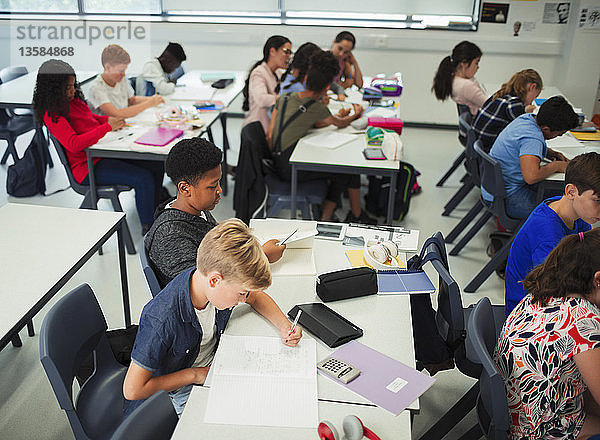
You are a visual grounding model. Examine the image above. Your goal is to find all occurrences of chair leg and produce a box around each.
[442,180,475,216]
[464,236,513,293]
[27,320,34,337]
[446,201,484,243]
[418,382,480,440]
[11,333,22,348]
[449,211,492,256]
[108,193,137,255]
[436,150,466,187]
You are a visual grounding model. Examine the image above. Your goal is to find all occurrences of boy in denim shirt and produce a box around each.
[124,219,302,415]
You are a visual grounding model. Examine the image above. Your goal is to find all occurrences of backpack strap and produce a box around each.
[272,94,316,154]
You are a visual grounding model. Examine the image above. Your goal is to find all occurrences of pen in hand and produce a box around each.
[288,309,302,337]
[278,228,298,246]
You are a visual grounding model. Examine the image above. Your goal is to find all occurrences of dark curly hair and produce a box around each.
[33,59,85,124]
[536,95,579,132]
[306,50,340,92]
[165,138,222,186]
[524,229,600,304]
[277,42,322,94]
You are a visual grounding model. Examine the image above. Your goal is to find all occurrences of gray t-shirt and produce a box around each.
[271,92,330,152]
[87,75,134,113]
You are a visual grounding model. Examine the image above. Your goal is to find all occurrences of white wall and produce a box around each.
[1,0,598,124]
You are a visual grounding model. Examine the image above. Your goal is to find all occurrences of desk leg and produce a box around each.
[219,113,229,197]
[386,172,397,225]
[291,165,298,219]
[11,334,22,348]
[117,223,131,327]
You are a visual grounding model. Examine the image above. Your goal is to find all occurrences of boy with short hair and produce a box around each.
[145,138,284,288]
[136,42,186,96]
[125,219,302,415]
[504,152,600,314]
[483,95,579,219]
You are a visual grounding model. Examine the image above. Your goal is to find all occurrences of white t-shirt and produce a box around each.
[192,301,217,368]
[87,75,134,114]
[136,58,175,96]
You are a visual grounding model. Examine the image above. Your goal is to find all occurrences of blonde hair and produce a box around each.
[101,44,131,67]
[196,219,271,290]
[493,69,542,102]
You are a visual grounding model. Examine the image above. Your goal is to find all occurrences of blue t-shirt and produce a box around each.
[482,113,547,202]
[504,196,591,315]
[280,74,306,94]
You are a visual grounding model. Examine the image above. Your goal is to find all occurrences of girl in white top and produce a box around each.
[242,35,292,134]
[432,40,487,116]
[88,44,164,118]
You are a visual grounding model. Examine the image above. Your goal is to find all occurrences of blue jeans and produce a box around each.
[505,185,538,219]
[169,384,193,416]
[82,158,164,227]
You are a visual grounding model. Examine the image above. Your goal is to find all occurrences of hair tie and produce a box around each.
[579,232,585,241]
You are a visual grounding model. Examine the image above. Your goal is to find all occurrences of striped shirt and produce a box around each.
[472,94,526,152]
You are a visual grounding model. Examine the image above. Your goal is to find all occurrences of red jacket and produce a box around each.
[44,98,111,183]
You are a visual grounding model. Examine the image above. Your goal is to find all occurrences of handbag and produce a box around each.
[316,267,377,302]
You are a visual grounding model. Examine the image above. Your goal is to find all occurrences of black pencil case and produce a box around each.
[316,267,377,302]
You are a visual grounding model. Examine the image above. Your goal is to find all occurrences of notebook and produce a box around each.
[303,132,358,149]
[134,127,184,146]
[377,270,435,295]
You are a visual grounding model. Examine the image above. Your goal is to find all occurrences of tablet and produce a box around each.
[316,222,347,241]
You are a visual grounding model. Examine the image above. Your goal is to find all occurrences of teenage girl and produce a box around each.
[330,31,363,100]
[277,42,322,94]
[472,69,543,151]
[242,35,292,134]
[496,228,600,440]
[432,41,487,116]
[33,59,165,233]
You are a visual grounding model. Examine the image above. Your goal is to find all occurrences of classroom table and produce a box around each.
[0,203,130,351]
[171,223,418,438]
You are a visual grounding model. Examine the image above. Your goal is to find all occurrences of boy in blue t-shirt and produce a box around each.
[482,96,579,219]
[504,152,600,314]
[123,219,302,415]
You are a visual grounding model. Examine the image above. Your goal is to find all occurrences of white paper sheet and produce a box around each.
[302,131,359,149]
[268,248,316,276]
[204,335,318,428]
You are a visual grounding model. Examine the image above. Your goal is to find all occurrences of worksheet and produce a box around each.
[204,335,318,428]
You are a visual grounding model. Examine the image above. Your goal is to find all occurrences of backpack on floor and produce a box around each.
[365,161,417,221]
[6,130,47,197]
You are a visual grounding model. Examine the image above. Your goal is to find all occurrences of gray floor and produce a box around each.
[0,119,503,439]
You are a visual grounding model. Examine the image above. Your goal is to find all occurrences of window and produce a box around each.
[0,0,78,13]
[84,0,161,14]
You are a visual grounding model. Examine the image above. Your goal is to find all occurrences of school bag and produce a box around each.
[365,161,417,221]
[6,129,47,197]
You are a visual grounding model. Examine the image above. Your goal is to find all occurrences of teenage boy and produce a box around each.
[136,42,186,96]
[125,219,302,415]
[266,50,375,224]
[504,152,600,315]
[482,96,579,219]
[145,138,285,288]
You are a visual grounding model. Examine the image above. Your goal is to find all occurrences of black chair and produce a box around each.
[436,104,472,187]
[40,284,128,440]
[417,232,506,440]
[48,134,137,254]
[139,237,162,297]
[109,390,178,440]
[467,297,510,440]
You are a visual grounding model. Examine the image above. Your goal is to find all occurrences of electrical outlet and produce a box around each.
[375,36,388,48]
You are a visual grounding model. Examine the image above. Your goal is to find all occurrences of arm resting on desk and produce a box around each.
[44,114,111,153]
[520,154,567,185]
[246,291,302,346]
[314,104,363,129]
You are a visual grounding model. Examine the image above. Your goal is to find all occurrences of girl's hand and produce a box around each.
[108,117,126,131]
[351,103,364,118]
[281,324,302,347]
[525,104,536,113]
[337,94,346,101]
[337,107,351,118]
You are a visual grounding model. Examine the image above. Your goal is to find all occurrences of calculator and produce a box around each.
[317,357,361,384]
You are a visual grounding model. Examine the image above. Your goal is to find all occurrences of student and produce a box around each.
[504,152,600,315]
[145,138,285,288]
[495,228,600,440]
[242,35,292,134]
[278,42,322,94]
[136,42,187,96]
[33,59,165,233]
[472,69,543,152]
[267,51,375,224]
[329,31,364,100]
[125,218,302,415]
[432,41,487,116]
[482,96,578,219]
[87,44,164,118]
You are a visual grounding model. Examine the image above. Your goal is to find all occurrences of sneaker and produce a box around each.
[344,210,378,225]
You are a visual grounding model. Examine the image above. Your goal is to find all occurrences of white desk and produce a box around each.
[0,203,130,351]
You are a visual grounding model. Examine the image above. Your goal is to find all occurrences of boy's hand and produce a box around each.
[281,324,303,347]
[547,149,568,162]
[336,107,351,118]
[351,103,363,119]
[149,94,165,106]
[191,366,210,385]
[262,239,285,263]
[552,160,568,173]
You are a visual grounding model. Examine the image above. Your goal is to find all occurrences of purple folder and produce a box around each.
[134,127,184,146]
[319,341,435,415]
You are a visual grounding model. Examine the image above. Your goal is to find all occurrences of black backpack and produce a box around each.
[6,129,47,197]
[365,161,416,221]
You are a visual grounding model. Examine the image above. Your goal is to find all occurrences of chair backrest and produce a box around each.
[139,236,162,297]
[458,110,473,147]
[0,65,28,83]
[48,133,88,195]
[40,284,127,440]
[464,128,481,186]
[467,297,510,440]
[110,390,177,440]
